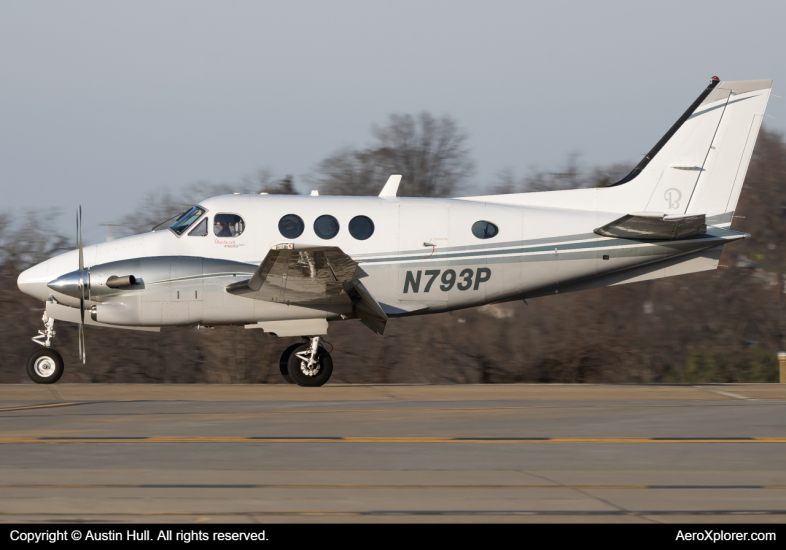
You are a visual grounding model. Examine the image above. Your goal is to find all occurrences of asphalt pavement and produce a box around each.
[1,383,785,523]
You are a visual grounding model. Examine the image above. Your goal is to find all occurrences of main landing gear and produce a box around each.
[279,336,333,387]
[27,314,64,384]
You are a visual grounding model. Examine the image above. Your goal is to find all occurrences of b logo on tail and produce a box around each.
[665,188,682,209]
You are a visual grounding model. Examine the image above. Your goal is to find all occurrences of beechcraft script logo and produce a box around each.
[664,188,682,209]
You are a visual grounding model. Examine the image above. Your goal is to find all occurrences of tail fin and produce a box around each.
[600,77,772,225]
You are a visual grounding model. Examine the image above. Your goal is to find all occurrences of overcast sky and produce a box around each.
[1,0,784,243]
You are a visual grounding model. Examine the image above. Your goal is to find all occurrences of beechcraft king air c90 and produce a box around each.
[16,77,773,386]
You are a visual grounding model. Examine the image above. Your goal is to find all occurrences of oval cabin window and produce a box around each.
[349,215,374,240]
[279,214,305,239]
[471,221,499,239]
[314,215,340,240]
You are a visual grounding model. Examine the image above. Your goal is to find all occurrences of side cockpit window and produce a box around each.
[169,206,206,236]
[214,214,245,237]
[188,218,208,236]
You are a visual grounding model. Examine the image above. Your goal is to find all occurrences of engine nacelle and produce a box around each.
[91,301,143,326]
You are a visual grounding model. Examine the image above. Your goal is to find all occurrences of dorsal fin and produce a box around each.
[379,175,402,197]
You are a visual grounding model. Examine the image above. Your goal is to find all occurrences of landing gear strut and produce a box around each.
[280,336,333,387]
[27,314,64,384]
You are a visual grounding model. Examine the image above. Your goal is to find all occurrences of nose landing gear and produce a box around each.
[27,348,64,384]
[27,314,64,384]
[279,336,333,387]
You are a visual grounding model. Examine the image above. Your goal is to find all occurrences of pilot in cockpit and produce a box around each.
[214,219,233,237]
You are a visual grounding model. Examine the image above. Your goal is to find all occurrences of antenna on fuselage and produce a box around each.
[379,175,402,198]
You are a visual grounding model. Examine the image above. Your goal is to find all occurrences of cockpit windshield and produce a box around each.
[169,206,206,236]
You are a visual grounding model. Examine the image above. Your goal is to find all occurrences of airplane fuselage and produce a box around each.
[18,193,742,330]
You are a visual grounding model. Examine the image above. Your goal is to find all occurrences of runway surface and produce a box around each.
[1,383,786,523]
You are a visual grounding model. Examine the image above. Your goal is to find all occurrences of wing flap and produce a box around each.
[227,245,360,305]
[347,279,388,335]
[594,213,706,240]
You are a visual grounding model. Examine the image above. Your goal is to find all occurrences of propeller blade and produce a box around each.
[78,205,84,271]
[77,205,86,364]
[79,290,86,364]
[79,275,86,364]
[78,317,86,364]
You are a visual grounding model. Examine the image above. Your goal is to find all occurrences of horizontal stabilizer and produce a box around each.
[594,213,706,240]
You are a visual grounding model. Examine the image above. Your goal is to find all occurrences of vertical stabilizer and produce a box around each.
[596,78,772,219]
[684,80,772,226]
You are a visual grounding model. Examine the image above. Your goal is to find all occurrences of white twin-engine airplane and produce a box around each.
[17,77,772,386]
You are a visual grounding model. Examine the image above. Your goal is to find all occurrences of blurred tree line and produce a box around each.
[0,114,784,384]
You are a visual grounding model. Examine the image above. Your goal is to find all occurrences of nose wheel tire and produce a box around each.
[26,349,64,384]
[287,344,333,387]
[278,343,301,384]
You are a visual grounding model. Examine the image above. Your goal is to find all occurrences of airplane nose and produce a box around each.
[17,261,51,301]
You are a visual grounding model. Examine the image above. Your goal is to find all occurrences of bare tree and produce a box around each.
[490,154,633,194]
[313,148,390,196]
[261,175,299,195]
[372,112,474,197]
[587,162,635,188]
[243,168,300,195]
[0,211,68,274]
[116,170,300,237]
[315,112,474,197]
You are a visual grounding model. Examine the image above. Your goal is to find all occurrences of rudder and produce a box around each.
[597,77,772,222]
[685,79,771,227]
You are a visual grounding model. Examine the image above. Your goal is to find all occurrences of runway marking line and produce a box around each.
[1,436,786,444]
[3,401,782,417]
[1,483,785,490]
[0,402,82,412]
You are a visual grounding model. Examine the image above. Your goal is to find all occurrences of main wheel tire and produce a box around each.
[287,344,333,387]
[26,349,64,384]
[278,343,301,384]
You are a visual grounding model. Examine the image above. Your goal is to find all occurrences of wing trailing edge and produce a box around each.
[226,244,359,305]
[227,244,390,335]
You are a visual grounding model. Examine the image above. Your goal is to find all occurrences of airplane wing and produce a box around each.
[227,244,390,334]
[594,213,706,240]
[226,245,360,305]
